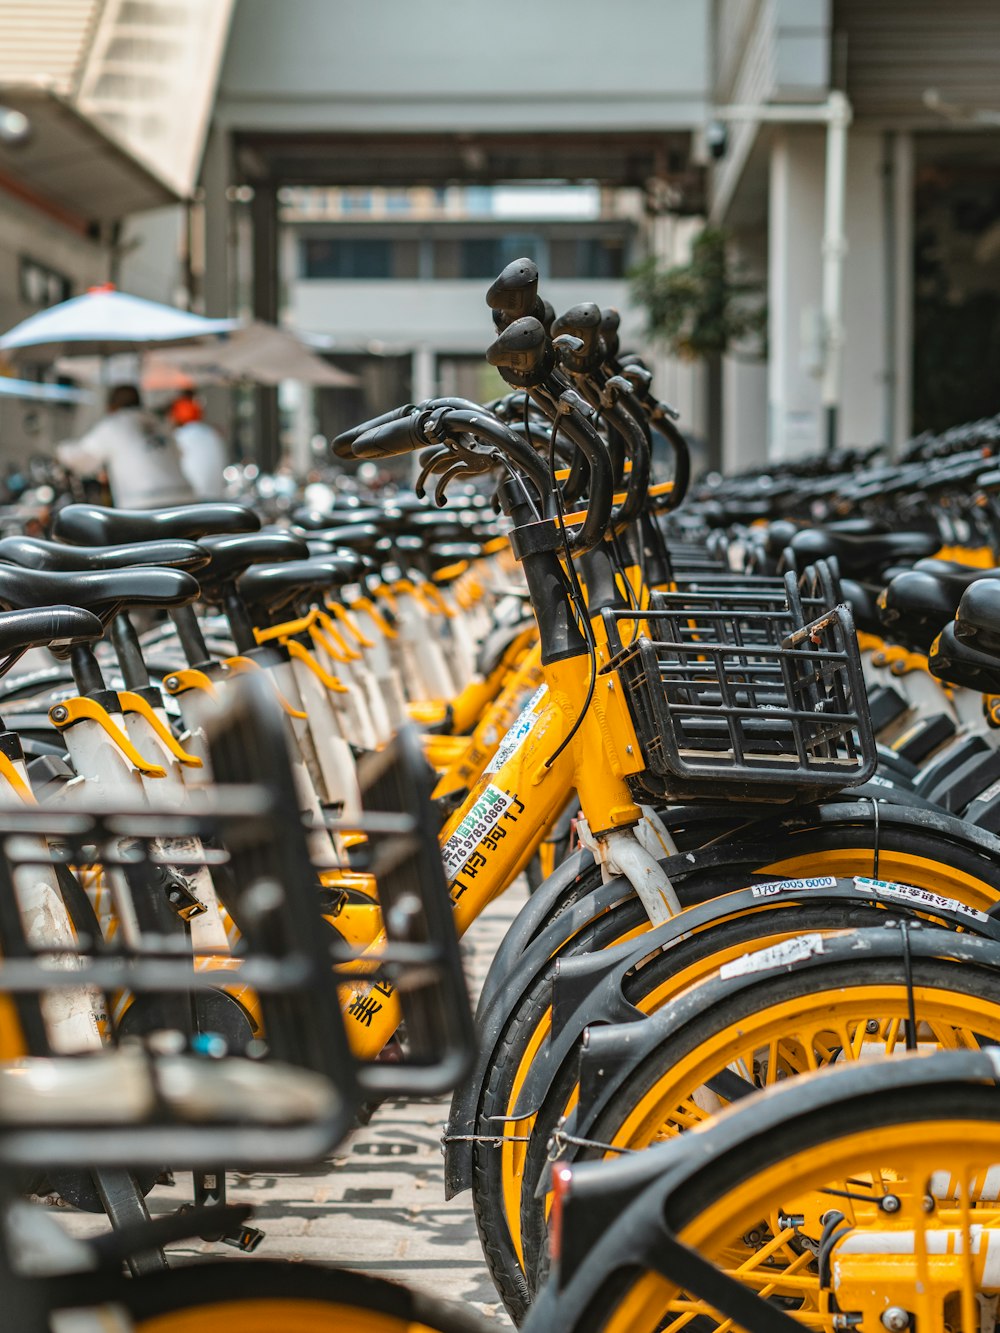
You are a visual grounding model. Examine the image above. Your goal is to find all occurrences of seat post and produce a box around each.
[69,643,106,696]
[110,614,150,690]
[222,584,258,655]
[170,604,211,668]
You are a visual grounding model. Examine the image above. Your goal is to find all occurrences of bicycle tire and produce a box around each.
[474,821,1000,1320]
[528,1057,1000,1332]
[93,1259,493,1332]
[516,898,900,1293]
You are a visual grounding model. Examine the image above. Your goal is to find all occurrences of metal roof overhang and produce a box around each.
[234,129,703,201]
[0,84,178,227]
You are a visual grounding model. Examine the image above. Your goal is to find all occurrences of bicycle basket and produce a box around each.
[0,675,474,1174]
[602,601,876,804]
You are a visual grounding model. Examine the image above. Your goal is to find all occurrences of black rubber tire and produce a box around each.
[543,1076,1000,1332]
[77,1258,493,1331]
[519,898,895,1294]
[471,812,1000,1319]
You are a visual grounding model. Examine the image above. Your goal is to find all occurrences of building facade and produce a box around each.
[711,0,1000,470]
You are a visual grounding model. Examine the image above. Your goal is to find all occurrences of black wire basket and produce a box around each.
[602,600,876,803]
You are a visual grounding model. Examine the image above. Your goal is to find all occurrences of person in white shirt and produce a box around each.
[58,384,194,510]
[169,392,228,500]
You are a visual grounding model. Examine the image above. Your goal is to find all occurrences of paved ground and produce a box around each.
[59,881,523,1327]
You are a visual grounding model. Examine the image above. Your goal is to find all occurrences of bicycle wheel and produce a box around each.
[580,930,1000,1161]
[466,808,1000,1319]
[95,1260,492,1332]
[527,1052,1000,1333]
[514,897,922,1293]
[475,882,1000,1317]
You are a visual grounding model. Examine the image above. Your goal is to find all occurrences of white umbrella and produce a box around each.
[0,376,93,403]
[0,286,236,361]
[156,320,358,387]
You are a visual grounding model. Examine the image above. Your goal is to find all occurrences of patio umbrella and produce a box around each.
[156,320,358,387]
[0,285,236,361]
[54,353,196,393]
[0,376,93,403]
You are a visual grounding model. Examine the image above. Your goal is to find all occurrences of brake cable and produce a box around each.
[543,411,599,772]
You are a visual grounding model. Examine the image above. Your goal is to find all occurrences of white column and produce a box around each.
[768,127,887,460]
[891,131,914,454]
[768,129,825,460]
[411,343,436,403]
[722,354,768,473]
[840,130,891,451]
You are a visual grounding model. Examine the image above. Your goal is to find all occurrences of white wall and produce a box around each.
[117,206,188,308]
[0,192,108,462]
[288,278,641,354]
[218,0,709,132]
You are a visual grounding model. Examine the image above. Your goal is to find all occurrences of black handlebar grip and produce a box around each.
[333,403,416,458]
[350,412,430,460]
[600,307,621,359]
[551,303,602,364]
[540,298,555,335]
[486,258,544,326]
[486,316,554,389]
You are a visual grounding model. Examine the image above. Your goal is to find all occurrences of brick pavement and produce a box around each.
[59,881,525,1326]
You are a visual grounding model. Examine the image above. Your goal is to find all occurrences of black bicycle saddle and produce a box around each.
[0,535,209,575]
[53,503,260,546]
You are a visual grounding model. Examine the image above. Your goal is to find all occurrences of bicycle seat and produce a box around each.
[839,579,883,637]
[0,605,104,657]
[53,502,260,546]
[292,507,384,531]
[297,523,381,553]
[956,579,1000,656]
[825,518,893,536]
[878,572,957,653]
[385,511,471,542]
[197,532,309,589]
[788,528,939,577]
[929,621,1000,693]
[0,565,199,618]
[0,535,209,574]
[238,556,361,611]
[760,520,799,559]
[910,560,1000,598]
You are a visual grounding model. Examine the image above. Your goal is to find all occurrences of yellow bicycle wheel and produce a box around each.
[537,1055,1000,1333]
[83,1261,491,1333]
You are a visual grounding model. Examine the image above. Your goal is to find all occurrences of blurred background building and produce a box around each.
[1,0,1000,473]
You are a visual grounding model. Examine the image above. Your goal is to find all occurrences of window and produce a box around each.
[441,234,543,279]
[340,190,372,215]
[300,238,393,279]
[19,256,72,308]
[384,191,411,215]
[549,237,626,280]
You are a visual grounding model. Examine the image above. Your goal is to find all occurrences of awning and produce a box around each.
[0,83,178,224]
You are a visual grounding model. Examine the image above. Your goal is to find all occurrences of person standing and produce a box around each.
[169,391,228,500]
[57,384,194,509]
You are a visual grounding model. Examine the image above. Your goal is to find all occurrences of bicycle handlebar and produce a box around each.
[349,411,432,460]
[486,257,545,327]
[332,404,416,458]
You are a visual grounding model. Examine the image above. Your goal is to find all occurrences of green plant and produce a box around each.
[630,227,766,361]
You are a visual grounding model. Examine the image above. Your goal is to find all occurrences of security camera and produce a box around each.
[0,107,30,147]
[705,120,729,160]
